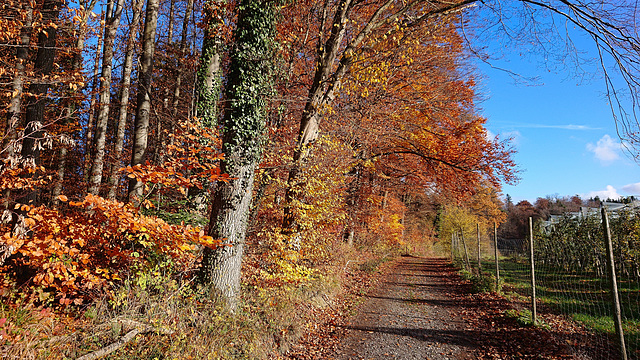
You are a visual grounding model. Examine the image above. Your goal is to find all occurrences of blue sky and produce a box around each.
[475,44,640,204]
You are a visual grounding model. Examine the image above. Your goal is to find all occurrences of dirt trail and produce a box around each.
[331,256,475,360]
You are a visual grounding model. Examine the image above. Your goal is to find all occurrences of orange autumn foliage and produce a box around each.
[0,119,227,305]
[0,193,220,304]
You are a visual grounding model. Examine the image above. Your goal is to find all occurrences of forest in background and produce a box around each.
[1,0,639,358]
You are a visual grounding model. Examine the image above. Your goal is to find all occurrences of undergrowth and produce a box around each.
[0,241,406,359]
[458,268,502,294]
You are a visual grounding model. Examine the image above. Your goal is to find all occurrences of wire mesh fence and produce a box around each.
[452,209,640,360]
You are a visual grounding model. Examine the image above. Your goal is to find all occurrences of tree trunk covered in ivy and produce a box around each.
[199,0,276,310]
[128,0,160,204]
[194,0,223,128]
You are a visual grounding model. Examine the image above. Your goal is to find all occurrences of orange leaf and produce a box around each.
[58,195,68,202]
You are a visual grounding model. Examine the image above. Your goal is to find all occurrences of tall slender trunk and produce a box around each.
[53,0,99,206]
[107,0,143,200]
[21,0,61,162]
[282,0,354,232]
[281,0,466,232]
[84,12,105,181]
[194,0,223,128]
[167,0,175,44]
[88,0,125,195]
[186,0,220,204]
[198,0,277,311]
[171,0,194,119]
[3,2,33,209]
[128,0,160,205]
[4,3,33,160]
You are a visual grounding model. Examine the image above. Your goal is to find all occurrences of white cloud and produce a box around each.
[501,130,521,146]
[485,129,496,142]
[484,130,521,146]
[586,134,621,164]
[622,182,640,194]
[523,124,600,130]
[584,185,621,200]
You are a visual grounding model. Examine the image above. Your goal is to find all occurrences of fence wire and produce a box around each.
[452,210,640,360]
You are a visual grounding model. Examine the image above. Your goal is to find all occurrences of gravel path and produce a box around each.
[331,256,475,360]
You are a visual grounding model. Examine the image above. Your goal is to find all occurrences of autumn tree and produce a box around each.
[499,199,540,240]
[87,0,124,195]
[198,0,278,310]
[281,0,483,233]
[107,0,143,200]
[128,0,160,204]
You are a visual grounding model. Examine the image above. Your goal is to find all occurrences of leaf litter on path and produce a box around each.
[288,256,595,360]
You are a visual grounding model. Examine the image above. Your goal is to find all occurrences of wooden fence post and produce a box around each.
[494,221,499,289]
[601,207,628,360]
[529,217,537,325]
[477,222,481,274]
[451,233,454,262]
[461,229,471,270]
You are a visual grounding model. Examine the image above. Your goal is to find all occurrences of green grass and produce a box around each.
[480,258,640,357]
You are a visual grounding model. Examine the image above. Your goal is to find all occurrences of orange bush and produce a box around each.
[1,193,220,305]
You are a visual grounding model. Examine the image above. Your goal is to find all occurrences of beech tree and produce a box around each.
[198,0,277,310]
[107,0,143,200]
[128,0,160,204]
[87,0,124,195]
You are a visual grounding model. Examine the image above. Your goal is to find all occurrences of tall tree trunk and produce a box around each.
[282,0,354,232]
[4,2,33,160]
[198,0,276,311]
[53,0,99,206]
[187,0,220,206]
[194,0,223,128]
[281,0,471,232]
[107,0,143,200]
[167,0,175,44]
[171,0,194,119]
[128,0,160,205]
[88,0,125,195]
[84,12,105,181]
[21,0,61,205]
[3,2,33,208]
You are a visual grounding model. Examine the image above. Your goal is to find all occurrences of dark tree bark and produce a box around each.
[20,0,61,205]
[21,0,61,162]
